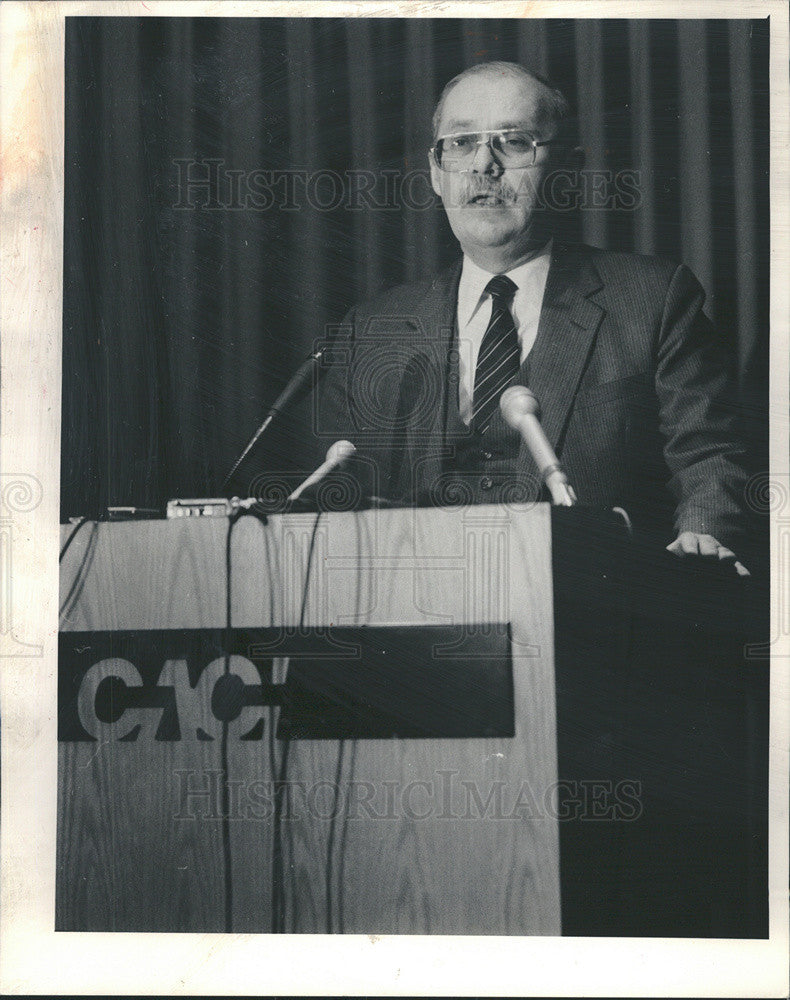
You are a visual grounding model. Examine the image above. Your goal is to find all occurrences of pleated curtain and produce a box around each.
[62,17,769,516]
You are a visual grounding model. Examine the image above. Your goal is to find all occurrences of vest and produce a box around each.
[429,332,545,508]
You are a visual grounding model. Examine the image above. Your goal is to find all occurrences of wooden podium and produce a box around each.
[57,504,766,936]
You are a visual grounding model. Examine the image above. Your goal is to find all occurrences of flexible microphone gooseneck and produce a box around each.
[221,348,326,492]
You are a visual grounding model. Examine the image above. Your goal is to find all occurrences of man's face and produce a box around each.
[430,71,557,266]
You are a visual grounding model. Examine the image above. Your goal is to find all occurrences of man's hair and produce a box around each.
[431,61,572,145]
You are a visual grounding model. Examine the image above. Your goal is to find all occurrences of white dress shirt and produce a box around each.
[456,240,553,424]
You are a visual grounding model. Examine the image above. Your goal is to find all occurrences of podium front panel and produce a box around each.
[58,504,765,936]
[58,504,563,934]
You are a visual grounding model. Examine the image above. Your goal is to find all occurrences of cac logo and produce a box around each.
[76,654,265,741]
[58,629,287,742]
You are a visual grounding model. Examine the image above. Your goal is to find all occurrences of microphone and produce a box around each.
[288,440,357,502]
[500,386,577,507]
[221,348,326,491]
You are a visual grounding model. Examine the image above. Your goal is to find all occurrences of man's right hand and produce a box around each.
[666,531,750,577]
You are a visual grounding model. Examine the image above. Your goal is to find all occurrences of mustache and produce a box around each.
[457,180,517,203]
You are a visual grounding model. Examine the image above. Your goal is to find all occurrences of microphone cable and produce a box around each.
[222,505,270,933]
[324,505,372,933]
[59,515,89,563]
[271,508,324,933]
[59,519,100,624]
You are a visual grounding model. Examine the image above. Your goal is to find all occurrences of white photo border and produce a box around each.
[0,1,787,995]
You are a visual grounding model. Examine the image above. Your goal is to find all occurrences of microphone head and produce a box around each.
[500,385,540,427]
[326,439,356,467]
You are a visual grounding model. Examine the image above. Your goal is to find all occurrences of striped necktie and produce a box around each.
[471,274,520,433]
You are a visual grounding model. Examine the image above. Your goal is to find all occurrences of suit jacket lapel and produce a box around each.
[389,247,605,499]
[519,244,605,471]
[392,262,462,499]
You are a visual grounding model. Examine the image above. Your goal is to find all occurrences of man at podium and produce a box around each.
[311,61,750,571]
[56,47,767,943]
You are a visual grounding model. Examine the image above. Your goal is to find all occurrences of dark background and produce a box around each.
[61,17,770,519]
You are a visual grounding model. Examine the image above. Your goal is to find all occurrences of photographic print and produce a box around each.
[2,1,788,995]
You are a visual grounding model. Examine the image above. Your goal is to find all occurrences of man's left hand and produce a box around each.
[666,531,750,576]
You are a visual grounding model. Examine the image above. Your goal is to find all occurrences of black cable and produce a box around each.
[59,515,89,562]
[332,508,371,932]
[221,507,278,933]
[221,507,269,932]
[299,511,323,625]
[324,507,366,933]
[272,509,323,933]
[324,737,345,932]
[260,509,282,932]
[221,510,244,932]
[59,520,100,621]
[270,730,290,934]
[262,510,286,934]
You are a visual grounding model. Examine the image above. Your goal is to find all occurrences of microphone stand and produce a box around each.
[221,348,326,492]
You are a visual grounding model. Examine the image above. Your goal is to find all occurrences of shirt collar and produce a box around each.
[458,239,553,328]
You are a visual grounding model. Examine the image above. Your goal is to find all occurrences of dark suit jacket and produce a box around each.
[311,242,748,549]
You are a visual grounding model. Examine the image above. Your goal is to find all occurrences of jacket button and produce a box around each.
[480,475,493,490]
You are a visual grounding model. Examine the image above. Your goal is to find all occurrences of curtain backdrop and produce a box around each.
[61,17,769,518]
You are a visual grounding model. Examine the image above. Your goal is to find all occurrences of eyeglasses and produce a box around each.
[430,129,555,172]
